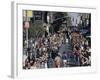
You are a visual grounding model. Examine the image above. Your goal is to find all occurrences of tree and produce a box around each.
[52,12,66,33]
[28,23,45,39]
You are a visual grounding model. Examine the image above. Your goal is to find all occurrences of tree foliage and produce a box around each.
[28,23,45,38]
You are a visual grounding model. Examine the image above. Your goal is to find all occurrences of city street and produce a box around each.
[23,10,91,69]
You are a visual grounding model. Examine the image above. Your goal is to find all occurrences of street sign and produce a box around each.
[27,10,33,17]
[24,21,30,29]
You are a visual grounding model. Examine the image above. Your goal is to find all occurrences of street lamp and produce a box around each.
[47,13,50,36]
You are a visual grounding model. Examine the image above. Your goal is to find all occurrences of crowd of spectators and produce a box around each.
[23,30,91,69]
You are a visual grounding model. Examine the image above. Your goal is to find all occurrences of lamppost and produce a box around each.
[47,13,50,36]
